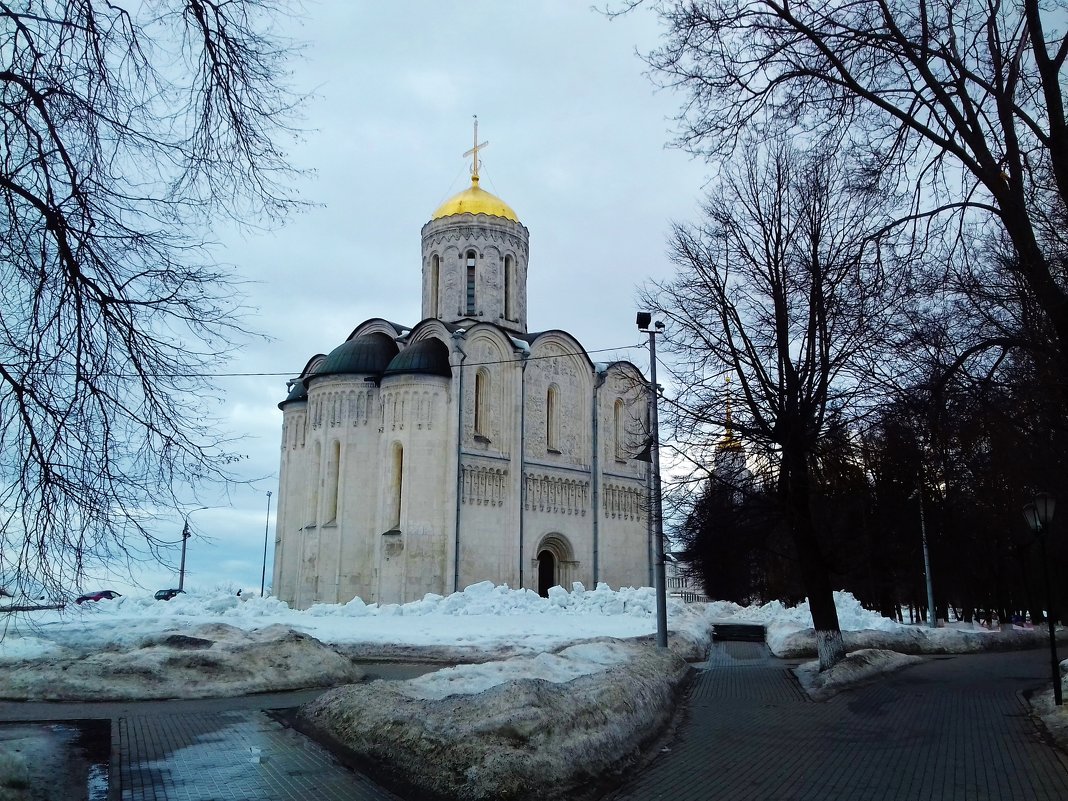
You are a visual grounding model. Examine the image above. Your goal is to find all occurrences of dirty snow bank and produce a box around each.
[0,623,363,701]
[2,581,713,663]
[1031,658,1068,750]
[792,649,924,700]
[301,643,689,801]
[395,641,633,701]
[703,591,1066,659]
[0,581,712,700]
[767,620,1066,660]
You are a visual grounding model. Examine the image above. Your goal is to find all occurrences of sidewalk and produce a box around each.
[3,648,1067,800]
[0,687,411,801]
[607,643,1068,801]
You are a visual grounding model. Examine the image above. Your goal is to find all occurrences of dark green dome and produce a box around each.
[383,338,452,379]
[315,332,399,381]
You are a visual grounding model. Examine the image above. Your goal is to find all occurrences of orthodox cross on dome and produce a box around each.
[463,114,489,182]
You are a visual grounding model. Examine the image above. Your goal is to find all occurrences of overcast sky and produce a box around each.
[95,1,709,595]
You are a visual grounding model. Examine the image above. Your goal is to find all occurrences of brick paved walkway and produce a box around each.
[0,688,407,801]
[115,706,398,801]
[608,643,1068,801]
[4,649,1067,800]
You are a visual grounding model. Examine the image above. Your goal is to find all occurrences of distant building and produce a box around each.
[713,396,751,501]
[272,130,651,608]
[669,393,751,603]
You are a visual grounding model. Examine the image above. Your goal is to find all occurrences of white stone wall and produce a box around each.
[524,334,592,467]
[274,318,651,607]
[374,372,453,604]
[452,325,521,591]
[595,363,650,589]
[421,215,530,334]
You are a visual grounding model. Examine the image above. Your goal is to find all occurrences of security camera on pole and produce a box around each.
[637,311,668,649]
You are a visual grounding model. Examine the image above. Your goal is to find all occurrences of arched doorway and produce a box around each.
[534,533,576,597]
[537,550,556,597]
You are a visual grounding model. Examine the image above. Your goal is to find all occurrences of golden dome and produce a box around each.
[717,431,744,453]
[431,176,519,222]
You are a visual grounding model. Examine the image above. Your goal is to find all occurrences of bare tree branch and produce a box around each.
[0,1,305,600]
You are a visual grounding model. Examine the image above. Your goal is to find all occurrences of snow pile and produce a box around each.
[306,580,684,619]
[396,641,633,701]
[1,581,715,666]
[0,623,364,701]
[793,649,923,700]
[301,643,689,801]
[704,591,903,657]
[706,591,898,632]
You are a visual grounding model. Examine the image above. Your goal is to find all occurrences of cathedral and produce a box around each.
[271,130,652,608]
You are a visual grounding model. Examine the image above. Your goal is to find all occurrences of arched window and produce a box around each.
[430,255,440,317]
[474,369,489,437]
[504,255,515,320]
[546,384,559,452]
[389,442,403,530]
[325,440,341,523]
[614,399,625,460]
[466,250,477,315]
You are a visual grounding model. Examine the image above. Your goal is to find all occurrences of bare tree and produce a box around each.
[645,141,900,669]
[633,0,1068,402]
[0,2,303,599]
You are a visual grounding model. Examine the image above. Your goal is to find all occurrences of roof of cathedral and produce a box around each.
[314,332,399,381]
[430,176,519,222]
[278,378,308,409]
[278,353,326,409]
[383,337,452,378]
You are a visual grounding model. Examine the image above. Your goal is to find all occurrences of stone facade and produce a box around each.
[273,179,650,608]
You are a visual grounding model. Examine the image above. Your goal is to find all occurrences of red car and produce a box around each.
[75,590,122,604]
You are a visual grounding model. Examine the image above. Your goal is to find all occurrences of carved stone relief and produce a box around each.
[382,388,440,432]
[524,472,589,516]
[602,482,645,521]
[461,464,508,506]
[526,351,587,459]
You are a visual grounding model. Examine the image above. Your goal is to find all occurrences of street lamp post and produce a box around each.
[261,491,273,597]
[910,486,937,629]
[178,519,191,591]
[637,311,668,649]
[177,506,210,592]
[1023,492,1062,706]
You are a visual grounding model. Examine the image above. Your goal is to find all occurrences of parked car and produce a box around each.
[154,588,185,601]
[75,590,122,604]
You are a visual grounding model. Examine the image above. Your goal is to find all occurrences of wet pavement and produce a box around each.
[0,694,397,801]
[0,663,444,801]
[0,720,108,801]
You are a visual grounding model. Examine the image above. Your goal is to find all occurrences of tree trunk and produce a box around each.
[783,448,845,671]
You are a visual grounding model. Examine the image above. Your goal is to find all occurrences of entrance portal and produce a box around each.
[537,550,556,597]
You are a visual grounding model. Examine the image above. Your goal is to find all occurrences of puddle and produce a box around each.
[0,719,109,801]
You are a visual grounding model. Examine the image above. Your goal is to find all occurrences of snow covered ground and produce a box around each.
[1,582,1063,700]
[2,580,1065,797]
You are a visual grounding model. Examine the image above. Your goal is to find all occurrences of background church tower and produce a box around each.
[715,384,750,502]
[420,117,530,334]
